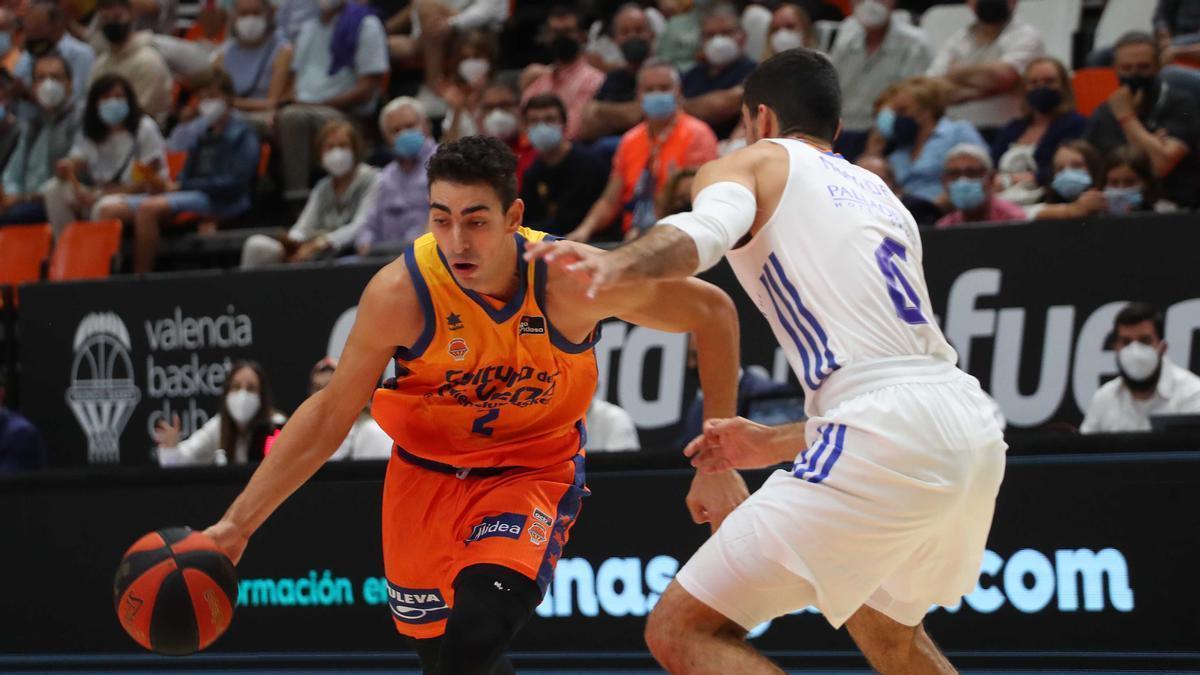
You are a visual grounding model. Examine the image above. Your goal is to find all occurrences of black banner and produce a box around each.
[1,449,1198,666]
[15,215,1200,468]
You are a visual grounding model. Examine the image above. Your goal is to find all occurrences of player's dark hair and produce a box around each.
[1114,302,1164,341]
[426,135,519,211]
[743,47,841,142]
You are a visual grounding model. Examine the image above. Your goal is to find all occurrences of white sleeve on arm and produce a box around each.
[656,181,757,273]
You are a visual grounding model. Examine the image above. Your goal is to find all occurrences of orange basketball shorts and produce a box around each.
[380,449,588,639]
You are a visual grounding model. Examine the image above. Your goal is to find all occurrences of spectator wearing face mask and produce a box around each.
[875,76,986,224]
[1027,139,1107,221]
[96,70,259,273]
[680,3,755,139]
[519,93,609,237]
[520,6,605,141]
[277,0,388,202]
[580,3,657,141]
[989,57,1086,206]
[1101,145,1177,216]
[310,357,394,461]
[655,0,702,71]
[569,59,716,242]
[438,30,497,143]
[926,0,1045,134]
[242,120,379,267]
[462,81,536,185]
[761,3,817,60]
[0,53,80,227]
[935,143,1024,228]
[354,96,436,257]
[89,0,174,125]
[44,75,168,237]
[212,0,295,135]
[1086,31,1200,210]
[156,360,289,466]
[829,0,932,161]
[1081,302,1200,434]
[14,1,96,108]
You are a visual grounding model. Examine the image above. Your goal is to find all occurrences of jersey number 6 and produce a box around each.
[874,238,928,326]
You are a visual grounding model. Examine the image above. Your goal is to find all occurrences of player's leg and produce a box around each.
[406,636,516,675]
[845,605,956,675]
[645,581,784,675]
[433,563,541,675]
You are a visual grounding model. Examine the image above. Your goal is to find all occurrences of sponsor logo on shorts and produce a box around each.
[531,508,553,528]
[448,337,469,361]
[528,523,548,546]
[518,315,546,336]
[386,582,451,624]
[466,512,527,544]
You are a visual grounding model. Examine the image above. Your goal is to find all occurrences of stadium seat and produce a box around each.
[920,4,974,54]
[1093,0,1155,53]
[166,149,187,182]
[1013,0,1081,67]
[1073,67,1120,116]
[47,220,123,281]
[0,223,52,308]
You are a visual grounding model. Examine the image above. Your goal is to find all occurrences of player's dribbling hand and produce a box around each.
[203,520,249,566]
[686,469,749,533]
[684,417,780,472]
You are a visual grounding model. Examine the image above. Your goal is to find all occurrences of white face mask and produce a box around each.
[769,28,805,54]
[36,78,66,109]
[854,0,890,30]
[457,57,490,85]
[703,34,741,66]
[482,108,519,140]
[322,147,355,177]
[225,389,261,427]
[199,98,227,122]
[1117,341,1161,382]
[236,15,268,42]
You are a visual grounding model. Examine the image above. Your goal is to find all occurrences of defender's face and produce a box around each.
[428,181,522,290]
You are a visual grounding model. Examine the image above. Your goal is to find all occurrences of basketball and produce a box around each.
[113,527,238,655]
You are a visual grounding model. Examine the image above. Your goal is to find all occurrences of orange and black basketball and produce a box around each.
[113,527,238,655]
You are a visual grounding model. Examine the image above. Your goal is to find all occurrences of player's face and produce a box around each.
[428,180,524,291]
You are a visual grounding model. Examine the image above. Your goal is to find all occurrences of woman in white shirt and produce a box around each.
[45,74,169,236]
[155,360,288,467]
[308,357,393,461]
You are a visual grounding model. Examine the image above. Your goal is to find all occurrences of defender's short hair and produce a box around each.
[743,47,840,142]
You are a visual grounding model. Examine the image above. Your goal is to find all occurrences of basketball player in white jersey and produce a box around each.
[527,48,1007,673]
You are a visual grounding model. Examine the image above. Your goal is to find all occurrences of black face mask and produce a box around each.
[549,34,580,63]
[619,37,650,66]
[974,0,1010,24]
[1026,86,1062,114]
[892,114,920,146]
[26,38,54,57]
[101,21,132,46]
[1119,74,1158,97]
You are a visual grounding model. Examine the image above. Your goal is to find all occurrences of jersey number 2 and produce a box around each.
[874,238,928,325]
[472,409,500,437]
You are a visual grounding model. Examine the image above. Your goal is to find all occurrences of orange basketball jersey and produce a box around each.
[372,227,599,469]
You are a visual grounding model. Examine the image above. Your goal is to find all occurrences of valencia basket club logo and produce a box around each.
[66,313,142,464]
[448,337,469,361]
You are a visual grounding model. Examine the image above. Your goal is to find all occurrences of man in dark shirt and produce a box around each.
[681,3,756,139]
[519,93,610,237]
[1086,31,1200,208]
[579,3,656,141]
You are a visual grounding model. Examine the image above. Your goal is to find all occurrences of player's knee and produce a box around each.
[644,587,694,663]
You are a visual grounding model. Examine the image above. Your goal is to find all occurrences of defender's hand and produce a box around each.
[686,469,749,533]
[203,520,249,566]
[525,240,637,298]
[685,416,785,473]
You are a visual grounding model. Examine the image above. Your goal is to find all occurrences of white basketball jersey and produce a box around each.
[725,138,957,414]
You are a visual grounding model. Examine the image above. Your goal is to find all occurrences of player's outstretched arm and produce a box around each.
[685,418,807,473]
[205,260,420,564]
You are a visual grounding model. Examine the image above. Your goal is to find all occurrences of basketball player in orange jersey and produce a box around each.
[202,136,748,674]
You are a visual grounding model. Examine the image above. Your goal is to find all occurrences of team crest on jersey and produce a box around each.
[528,523,548,546]
[518,315,546,336]
[447,337,469,361]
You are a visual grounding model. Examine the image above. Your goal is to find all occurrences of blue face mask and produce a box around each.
[875,107,896,139]
[98,98,130,126]
[1051,168,1092,200]
[948,178,987,212]
[393,129,425,159]
[641,91,676,120]
[527,122,563,153]
[1104,186,1144,214]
